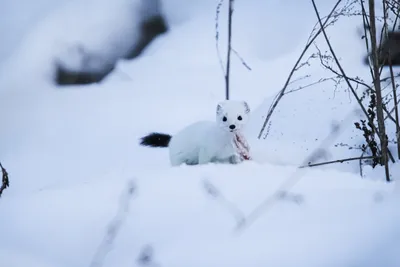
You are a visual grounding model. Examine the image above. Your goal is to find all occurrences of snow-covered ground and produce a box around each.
[0,0,399,266]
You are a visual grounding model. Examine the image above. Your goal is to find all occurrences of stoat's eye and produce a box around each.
[237,116,242,121]
[222,116,227,122]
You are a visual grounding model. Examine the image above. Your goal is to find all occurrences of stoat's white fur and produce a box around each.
[140,100,251,166]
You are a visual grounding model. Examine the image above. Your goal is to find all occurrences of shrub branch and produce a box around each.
[258,0,343,139]
[368,0,390,181]
[299,155,376,168]
[0,162,9,198]
[225,0,234,100]
[312,0,394,168]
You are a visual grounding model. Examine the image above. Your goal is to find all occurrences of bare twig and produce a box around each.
[288,74,311,86]
[237,0,396,232]
[258,0,343,139]
[285,76,340,95]
[369,0,391,181]
[215,0,226,74]
[0,162,10,198]
[89,180,136,267]
[359,150,366,177]
[299,155,376,168]
[381,73,400,83]
[225,0,234,100]
[386,96,400,118]
[312,0,395,164]
[315,45,398,125]
[231,47,252,71]
[216,1,250,80]
[202,179,245,224]
[383,103,398,124]
[237,112,357,231]
[313,1,370,131]
[360,0,376,83]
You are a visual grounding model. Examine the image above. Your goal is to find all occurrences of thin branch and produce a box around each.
[288,74,311,86]
[237,0,397,232]
[360,0,376,79]
[381,73,400,83]
[237,111,357,232]
[313,1,368,130]
[258,0,343,139]
[285,77,339,95]
[369,0,391,181]
[360,150,366,177]
[383,103,398,123]
[225,0,234,100]
[202,179,245,224]
[0,162,10,198]
[316,46,398,125]
[312,0,394,164]
[386,95,400,117]
[299,155,376,168]
[89,180,136,267]
[231,47,252,71]
[215,0,226,74]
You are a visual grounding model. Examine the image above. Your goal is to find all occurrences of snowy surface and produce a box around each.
[1,0,400,266]
[0,0,168,86]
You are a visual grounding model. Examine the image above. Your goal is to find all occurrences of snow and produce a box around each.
[0,0,399,266]
[0,0,167,87]
[1,163,399,267]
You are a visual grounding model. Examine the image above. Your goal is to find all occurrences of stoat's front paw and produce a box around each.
[230,154,243,164]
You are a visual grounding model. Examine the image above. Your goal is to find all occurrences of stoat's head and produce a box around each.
[216,100,251,133]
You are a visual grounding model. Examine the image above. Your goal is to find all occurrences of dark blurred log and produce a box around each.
[364,31,400,66]
[55,2,168,86]
[125,15,168,59]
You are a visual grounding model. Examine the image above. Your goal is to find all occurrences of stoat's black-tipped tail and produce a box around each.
[139,132,172,147]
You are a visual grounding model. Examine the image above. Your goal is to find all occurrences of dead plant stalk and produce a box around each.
[368,0,391,181]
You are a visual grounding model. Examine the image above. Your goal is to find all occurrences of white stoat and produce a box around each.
[139,100,252,166]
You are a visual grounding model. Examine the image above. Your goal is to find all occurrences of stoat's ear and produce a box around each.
[243,101,250,113]
[216,102,224,115]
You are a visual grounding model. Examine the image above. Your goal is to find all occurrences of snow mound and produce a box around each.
[1,0,168,87]
[1,0,400,266]
[0,162,398,267]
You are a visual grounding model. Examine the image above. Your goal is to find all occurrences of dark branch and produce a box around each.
[0,162,10,198]
[231,47,252,71]
[368,0,390,181]
[89,181,136,267]
[258,0,343,139]
[225,0,234,100]
[299,156,376,168]
[202,179,245,224]
[311,0,395,164]
[215,0,226,74]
